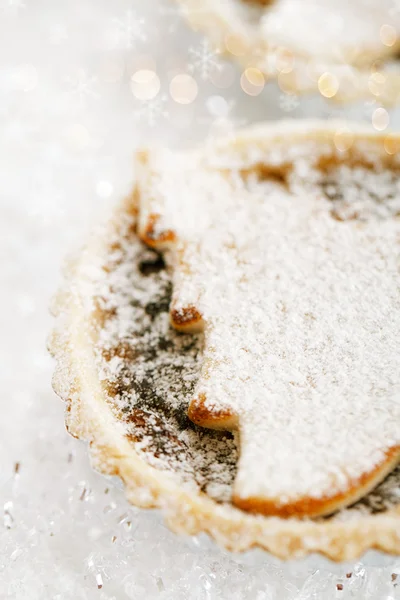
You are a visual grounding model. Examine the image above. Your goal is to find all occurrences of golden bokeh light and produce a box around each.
[276,48,294,74]
[380,24,397,47]
[224,34,247,56]
[169,74,198,104]
[318,72,339,98]
[384,134,400,155]
[372,107,389,131]
[131,69,160,100]
[333,127,354,152]
[368,71,386,96]
[241,68,264,96]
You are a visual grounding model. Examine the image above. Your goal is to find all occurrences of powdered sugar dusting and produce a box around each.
[137,133,400,514]
[94,214,237,503]
[85,190,400,519]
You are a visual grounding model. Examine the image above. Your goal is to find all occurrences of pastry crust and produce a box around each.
[233,447,400,519]
[188,394,239,430]
[175,0,400,105]
[50,120,400,560]
[189,392,400,518]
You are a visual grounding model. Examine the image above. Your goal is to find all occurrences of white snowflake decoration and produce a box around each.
[65,69,98,107]
[188,39,222,81]
[133,95,168,127]
[112,9,146,49]
[279,93,300,112]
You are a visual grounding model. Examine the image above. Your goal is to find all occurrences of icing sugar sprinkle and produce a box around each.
[137,134,400,513]
[94,217,237,503]
[89,197,400,519]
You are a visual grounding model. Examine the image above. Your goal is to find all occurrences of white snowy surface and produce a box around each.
[1,0,400,598]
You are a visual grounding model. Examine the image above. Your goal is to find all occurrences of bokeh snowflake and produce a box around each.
[189,39,222,81]
[65,68,98,107]
[112,9,146,49]
[279,93,300,112]
[133,94,168,127]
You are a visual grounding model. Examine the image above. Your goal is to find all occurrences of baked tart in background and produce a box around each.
[175,0,400,104]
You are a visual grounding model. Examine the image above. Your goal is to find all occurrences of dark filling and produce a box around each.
[97,233,237,502]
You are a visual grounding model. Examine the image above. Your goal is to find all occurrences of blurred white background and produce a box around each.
[1,0,400,598]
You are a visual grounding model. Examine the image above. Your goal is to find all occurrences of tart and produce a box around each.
[50,121,400,560]
[176,0,400,104]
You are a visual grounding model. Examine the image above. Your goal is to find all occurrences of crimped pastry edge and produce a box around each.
[49,120,400,561]
[175,0,400,105]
